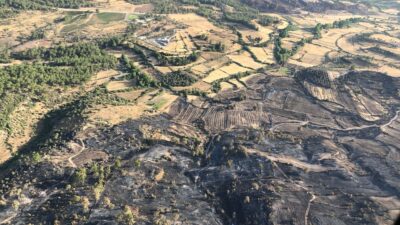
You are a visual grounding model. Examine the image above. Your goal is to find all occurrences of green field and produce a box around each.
[96,12,126,23]
[128,14,138,20]
[61,12,125,33]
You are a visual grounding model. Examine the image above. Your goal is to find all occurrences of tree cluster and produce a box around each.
[223,11,258,30]
[273,38,291,65]
[0,7,17,18]
[0,0,93,10]
[313,18,363,39]
[120,54,157,88]
[160,70,197,87]
[295,67,331,88]
[12,43,117,68]
[0,43,117,131]
[258,15,279,26]
[154,52,199,66]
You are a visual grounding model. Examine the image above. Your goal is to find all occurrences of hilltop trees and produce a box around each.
[0,0,93,10]
[0,43,118,131]
[224,11,258,30]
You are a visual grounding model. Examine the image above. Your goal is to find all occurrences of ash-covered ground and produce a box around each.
[0,71,399,225]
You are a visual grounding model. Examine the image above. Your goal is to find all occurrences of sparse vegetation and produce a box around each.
[117,205,136,225]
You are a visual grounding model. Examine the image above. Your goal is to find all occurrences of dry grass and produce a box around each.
[148,92,179,112]
[115,89,145,101]
[376,66,400,77]
[191,56,230,77]
[0,131,11,164]
[229,79,244,88]
[200,52,224,60]
[220,82,234,91]
[7,102,49,155]
[163,31,195,54]
[228,51,264,69]
[168,13,237,50]
[289,13,362,27]
[288,59,315,68]
[219,63,250,74]
[168,13,220,34]
[89,104,146,125]
[88,90,164,125]
[155,66,173,74]
[249,47,274,64]
[0,11,60,49]
[281,37,299,50]
[291,43,331,66]
[85,70,119,91]
[203,63,250,83]
[381,8,399,15]
[191,64,211,75]
[75,0,153,13]
[370,33,400,45]
[239,73,259,83]
[336,33,362,55]
[238,21,273,44]
[203,69,229,83]
[173,80,211,92]
[380,46,400,55]
[106,80,135,91]
[13,40,53,52]
[314,29,345,49]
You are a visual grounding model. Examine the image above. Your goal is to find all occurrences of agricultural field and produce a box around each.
[0,0,399,225]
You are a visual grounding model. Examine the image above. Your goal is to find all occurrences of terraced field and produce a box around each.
[0,0,399,224]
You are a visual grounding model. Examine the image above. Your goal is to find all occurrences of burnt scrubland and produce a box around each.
[0,69,399,225]
[0,0,399,224]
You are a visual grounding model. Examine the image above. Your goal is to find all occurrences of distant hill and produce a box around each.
[240,0,367,13]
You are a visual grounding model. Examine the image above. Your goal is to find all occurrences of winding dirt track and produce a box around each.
[305,192,316,225]
[246,148,331,173]
[67,139,85,168]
